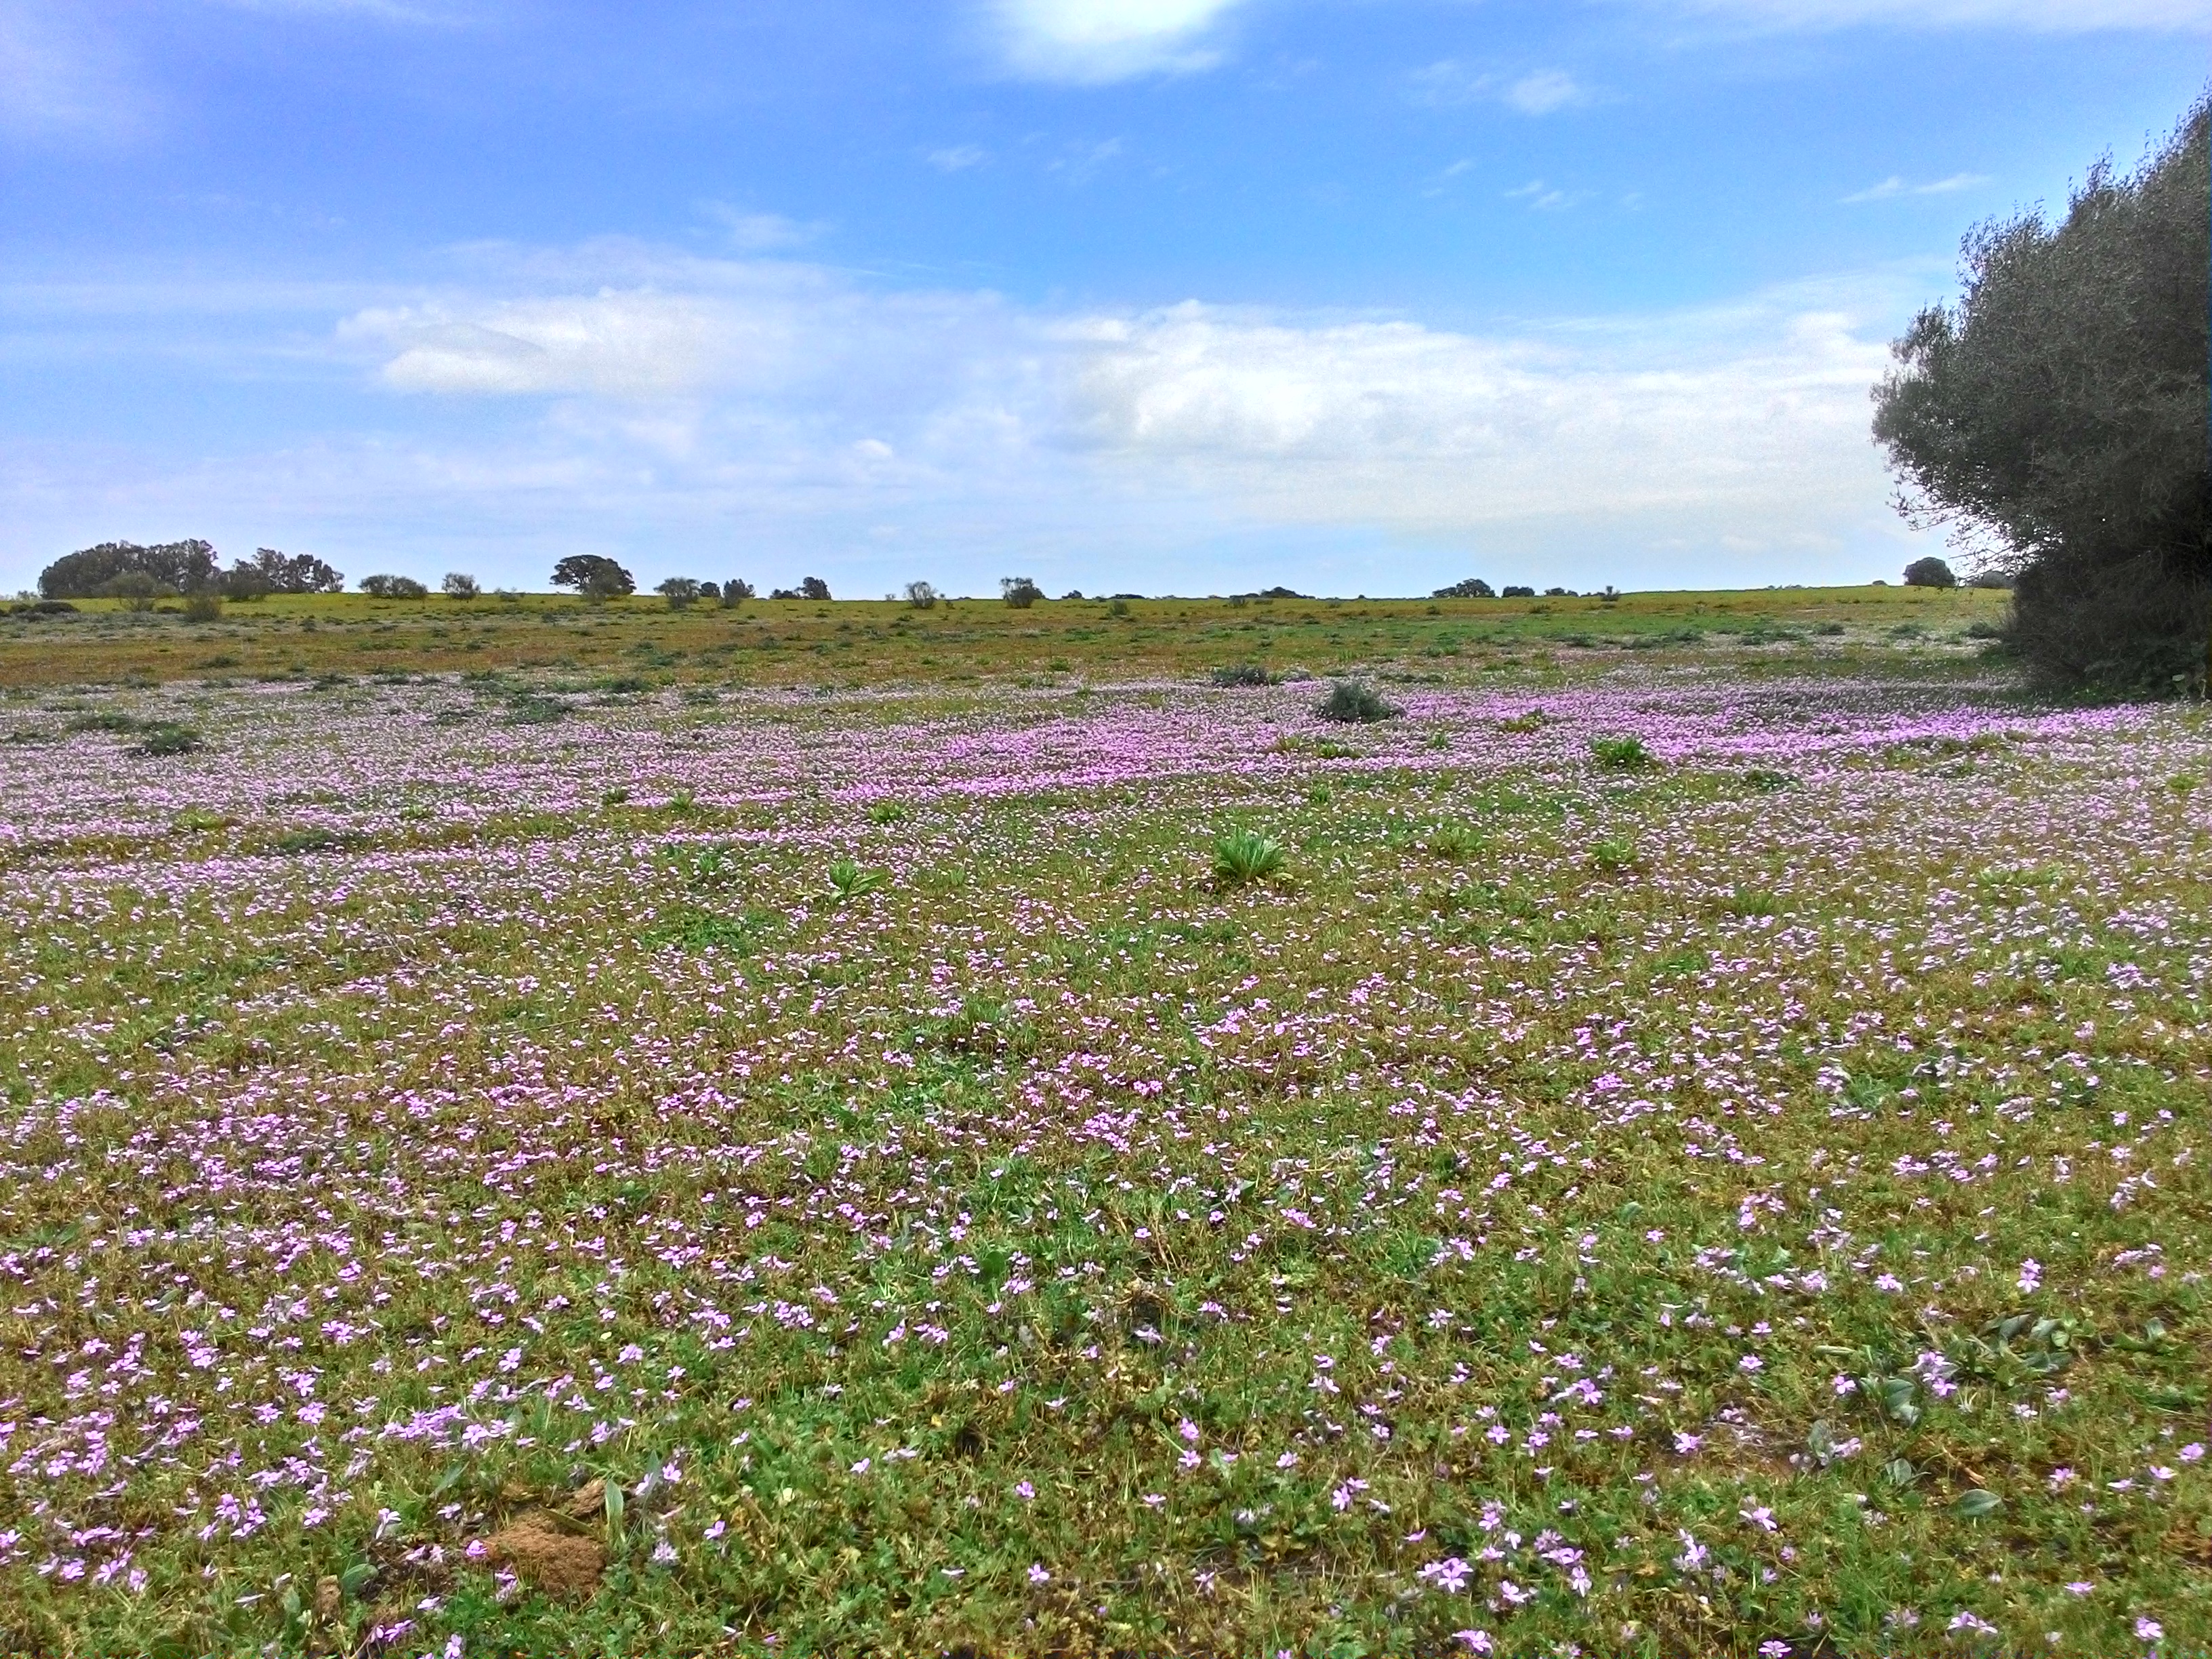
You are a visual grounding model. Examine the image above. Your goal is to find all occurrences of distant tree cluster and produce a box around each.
[1434,579,1561,600]
[359,574,429,598]
[40,539,218,598]
[1903,556,1957,589]
[1874,93,2209,694]
[766,577,832,601]
[39,540,346,600]
[226,547,345,596]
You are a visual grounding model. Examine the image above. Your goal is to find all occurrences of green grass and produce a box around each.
[0,611,2205,1659]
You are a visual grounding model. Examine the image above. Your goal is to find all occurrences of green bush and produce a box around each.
[134,724,205,757]
[1591,735,1656,771]
[1315,680,1395,723]
[1209,663,1273,688]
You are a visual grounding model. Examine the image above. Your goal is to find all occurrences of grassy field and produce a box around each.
[3,589,2209,1659]
[0,583,2006,694]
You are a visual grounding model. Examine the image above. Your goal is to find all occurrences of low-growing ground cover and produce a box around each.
[1,647,2207,1658]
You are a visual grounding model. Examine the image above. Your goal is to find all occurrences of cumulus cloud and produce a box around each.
[1057,291,1895,540]
[343,293,762,397]
[989,0,1246,81]
[5,247,1923,592]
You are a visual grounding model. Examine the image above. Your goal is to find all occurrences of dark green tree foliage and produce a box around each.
[550,555,636,598]
[1903,556,1957,588]
[1872,96,2211,695]
[1433,578,1496,599]
[657,577,706,608]
[40,539,218,598]
[230,547,344,594]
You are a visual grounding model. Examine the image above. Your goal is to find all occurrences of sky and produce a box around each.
[1,1,2204,598]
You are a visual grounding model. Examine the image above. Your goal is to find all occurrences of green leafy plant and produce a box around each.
[827,859,889,903]
[1423,823,1481,861]
[1212,828,1286,888]
[1590,735,1656,771]
[646,907,779,953]
[1589,834,1637,871]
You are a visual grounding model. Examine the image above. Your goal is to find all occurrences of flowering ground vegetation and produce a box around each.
[1,601,2207,1658]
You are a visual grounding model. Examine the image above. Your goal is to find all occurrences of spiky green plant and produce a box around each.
[1212,828,1286,888]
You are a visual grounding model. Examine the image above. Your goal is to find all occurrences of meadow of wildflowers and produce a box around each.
[1,649,2207,1657]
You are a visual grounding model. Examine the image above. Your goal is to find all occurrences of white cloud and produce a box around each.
[1409,61,1593,115]
[2,247,1931,594]
[1665,0,2212,28]
[1503,69,1589,115]
[699,206,827,251]
[342,291,787,398]
[1057,289,1896,541]
[1507,179,1591,211]
[1841,172,1990,202]
[989,0,1246,81]
[928,144,990,171]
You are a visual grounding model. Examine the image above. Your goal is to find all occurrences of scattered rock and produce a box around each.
[484,1513,605,1596]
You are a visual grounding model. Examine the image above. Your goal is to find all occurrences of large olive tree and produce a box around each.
[1873,96,2209,695]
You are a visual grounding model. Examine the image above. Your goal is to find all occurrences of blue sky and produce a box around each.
[1,1,2203,598]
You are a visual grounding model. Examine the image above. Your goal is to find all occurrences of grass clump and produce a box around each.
[1422,823,1481,861]
[645,906,779,954]
[1212,827,1286,887]
[1590,734,1656,771]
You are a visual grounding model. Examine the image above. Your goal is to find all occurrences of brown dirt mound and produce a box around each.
[484,1511,605,1596]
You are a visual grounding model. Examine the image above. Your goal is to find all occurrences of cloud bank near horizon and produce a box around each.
[0,245,1925,595]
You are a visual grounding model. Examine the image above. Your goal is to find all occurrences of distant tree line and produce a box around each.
[1874,92,2209,695]
[39,541,344,600]
[1433,579,1581,600]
